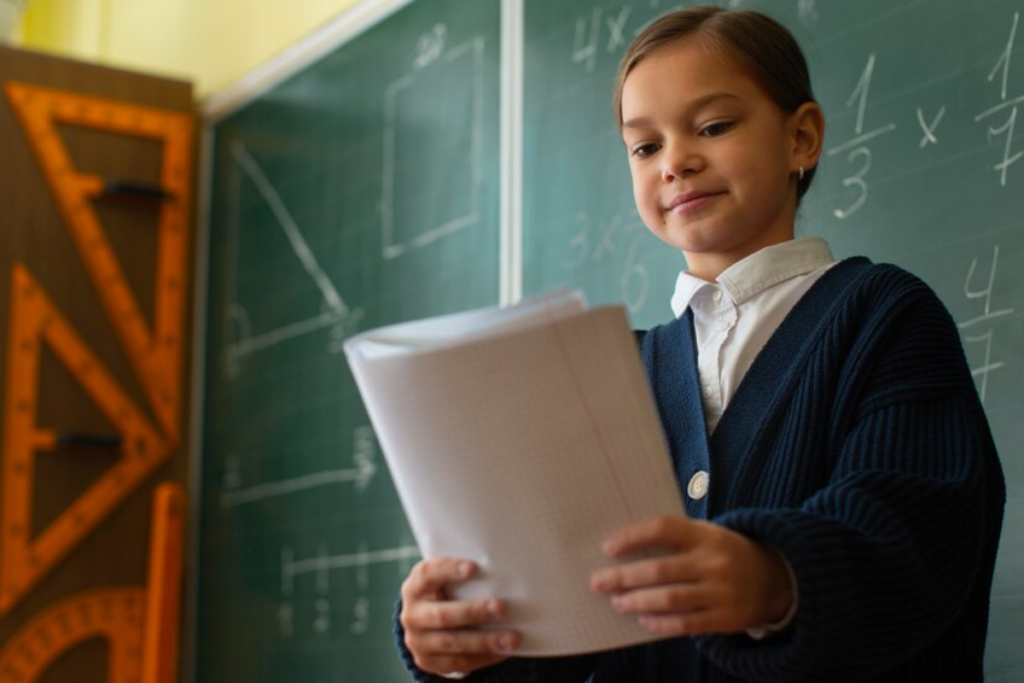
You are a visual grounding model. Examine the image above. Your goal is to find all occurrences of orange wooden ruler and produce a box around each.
[0,483,185,683]
[4,81,193,443]
[0,266,170,615]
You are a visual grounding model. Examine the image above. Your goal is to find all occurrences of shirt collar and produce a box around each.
[671,237,835,318]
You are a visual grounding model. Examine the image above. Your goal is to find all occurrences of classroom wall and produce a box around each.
[12,0,364,97]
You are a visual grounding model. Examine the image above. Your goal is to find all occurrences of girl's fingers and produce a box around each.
[397,558,520,676]
[406,629,519,676]
[602,516,699,557]
[636,609,720,637]
[609,584,711,615]
[401,558,476,602]
[407,629,519,658]
[591,554,699,593]
[403,596,506,631]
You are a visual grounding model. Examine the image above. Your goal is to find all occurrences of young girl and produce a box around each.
[395,6,1006,681]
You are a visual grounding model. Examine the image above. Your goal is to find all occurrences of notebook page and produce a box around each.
[347,305,684,655]
[345,288,584,359]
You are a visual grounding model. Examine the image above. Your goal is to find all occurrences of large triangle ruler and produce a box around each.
[4,81,193,443]
[0,483,184,683]
[0,266,170,615]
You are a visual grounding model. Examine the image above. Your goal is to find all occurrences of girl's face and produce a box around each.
[620,36,819,281]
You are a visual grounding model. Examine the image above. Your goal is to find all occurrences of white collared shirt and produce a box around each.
[671,238,836,434]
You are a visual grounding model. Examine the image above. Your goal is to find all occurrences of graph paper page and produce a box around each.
[345,300,685,655]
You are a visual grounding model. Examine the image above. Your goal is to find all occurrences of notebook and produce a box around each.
[344,290,685,655]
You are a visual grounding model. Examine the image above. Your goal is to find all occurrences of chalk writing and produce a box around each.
[351,597,370,635]
[219,427,378,509]
[277,602,294,639]
[314,544,331,635]
[280,546,295,638]
[563,212,625,269]
[621,232,651,314]
[827,54,897,220]
[414,24,447,69]
[384,37,485,259]
[278,543,420,638]
[573,8,603,72]
[958,246,1013,403]
[563,212,650,313]
[974,12,1022,187]
[224,143,362,379]
[606,6,632,53]
[798,0,819,27]
[572,4,656,71]
[916,106,946,148]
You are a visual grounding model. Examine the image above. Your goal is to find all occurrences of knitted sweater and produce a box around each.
[397,258,1006,682]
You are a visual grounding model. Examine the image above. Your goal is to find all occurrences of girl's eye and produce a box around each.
[631,143,660,159]
[700,121,734,137]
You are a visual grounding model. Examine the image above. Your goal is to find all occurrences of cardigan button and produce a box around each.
[687,471,709,501]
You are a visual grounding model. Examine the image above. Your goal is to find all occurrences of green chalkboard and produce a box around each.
[197,0,1023,681]
[195,1,501,680]
[522,1,1023,680]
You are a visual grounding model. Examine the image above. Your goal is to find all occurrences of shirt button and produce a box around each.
[711,290,723,303]
[702,384,713,399]
[687,471,709,501]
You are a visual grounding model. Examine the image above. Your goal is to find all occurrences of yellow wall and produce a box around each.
[13,0,365,98]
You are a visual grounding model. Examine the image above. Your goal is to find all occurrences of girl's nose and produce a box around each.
[661,144,703,182]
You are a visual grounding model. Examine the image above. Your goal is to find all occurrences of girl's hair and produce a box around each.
[614,5,820,203]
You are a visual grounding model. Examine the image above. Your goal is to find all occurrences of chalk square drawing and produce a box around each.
[382,37,484,259]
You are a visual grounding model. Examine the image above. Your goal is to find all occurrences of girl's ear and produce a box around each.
[791,101,825,172]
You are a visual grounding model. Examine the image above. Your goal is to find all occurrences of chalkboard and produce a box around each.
[194,1,501,680]
[196,0,1024,681]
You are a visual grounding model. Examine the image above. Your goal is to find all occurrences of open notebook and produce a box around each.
[344,290,685,656]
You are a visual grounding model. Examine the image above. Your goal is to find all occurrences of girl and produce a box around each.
[395,6,1005,682]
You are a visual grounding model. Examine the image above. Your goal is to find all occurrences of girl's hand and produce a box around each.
[590,516,794,636]
[400,558,520,676]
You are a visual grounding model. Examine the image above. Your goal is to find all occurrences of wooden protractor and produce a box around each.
[0,265,170,616]
[0,482,184,683]
[3,81,194,443]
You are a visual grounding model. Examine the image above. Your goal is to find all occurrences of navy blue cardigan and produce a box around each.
[397,258,1006,682]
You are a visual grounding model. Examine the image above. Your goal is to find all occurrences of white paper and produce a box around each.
[344,292,685,656]
[347,288,585,359]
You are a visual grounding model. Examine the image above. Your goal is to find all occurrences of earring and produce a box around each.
[798,167,805,181]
